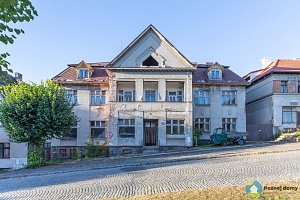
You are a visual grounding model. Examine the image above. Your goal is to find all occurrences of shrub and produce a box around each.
[86,139,107,158]
[192,127,202,146]
[26,144,45,168]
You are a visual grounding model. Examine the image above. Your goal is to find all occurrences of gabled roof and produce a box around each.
[193,63,249,86]
[109,24,195,69]
[250,59,300,83]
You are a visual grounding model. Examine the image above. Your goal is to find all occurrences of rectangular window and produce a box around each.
[167,91,183,102]
[78,69,89,78]
[59,149,67,158]
[281,81,288,93]
[91,121,106,139]
[118,90,135,102]
[119,119,135,138]
[65,90,78,105]
[144,90,157,102]
[63,124,77,139]
[91,90,106,105]
[298,81,300,93]
[222,91,237,105]
[282,107,297,123]
[0,143,10,159]
[166,120,185,135]
[222,118,237,132]
[194,90,210,105]
[210,70,220,79]
[194,118,210,132]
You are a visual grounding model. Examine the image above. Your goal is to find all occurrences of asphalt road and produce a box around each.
[0,143,300,199]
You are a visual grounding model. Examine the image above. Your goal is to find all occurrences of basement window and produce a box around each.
[142,55,159,66]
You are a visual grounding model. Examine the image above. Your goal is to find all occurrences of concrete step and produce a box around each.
[143,146,159,155]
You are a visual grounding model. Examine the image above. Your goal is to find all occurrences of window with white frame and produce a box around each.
[167,91,183,102]
[91,121,106,139]
[222,91,237,105]
[144,90,157,102]
[194,90,210,105]
[282,107,297,123]
[78,69,89,78]
[166,120,184,135]
[0,143,10,159]
[91,90,106,105]
[119,119,135,138]
[118,90,135,102]
[194,118,210,132]
[65,90,78,105]
[222,118,236,132]
[210,69,221,79]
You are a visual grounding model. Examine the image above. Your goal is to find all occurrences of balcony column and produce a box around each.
[135,79,144,101]
[158,79,166,101]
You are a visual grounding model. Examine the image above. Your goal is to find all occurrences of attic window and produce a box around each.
[210,69,221,79]
[142,55,159,66]
[78,69,89,78]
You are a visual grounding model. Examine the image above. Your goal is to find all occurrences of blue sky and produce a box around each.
[4,0,300,81]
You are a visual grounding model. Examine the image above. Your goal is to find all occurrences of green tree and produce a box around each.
[0,80,77,167]
[0,0,38,80]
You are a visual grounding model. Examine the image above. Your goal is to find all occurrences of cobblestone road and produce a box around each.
[1,144,300,199]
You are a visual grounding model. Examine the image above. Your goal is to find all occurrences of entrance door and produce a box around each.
[297,112,300,128]
[144,120,158,146]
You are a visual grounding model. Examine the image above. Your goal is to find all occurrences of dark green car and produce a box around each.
[210,128,247,146]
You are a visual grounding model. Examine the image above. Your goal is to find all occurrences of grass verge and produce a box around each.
[111,180,300,200]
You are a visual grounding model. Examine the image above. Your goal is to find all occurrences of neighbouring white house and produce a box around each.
[244,59,300,140]
[0,73,27,170]
[51,25,248,158]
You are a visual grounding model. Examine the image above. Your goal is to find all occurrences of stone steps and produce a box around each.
[143,146,160,155]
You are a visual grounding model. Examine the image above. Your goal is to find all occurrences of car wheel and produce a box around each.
[237,139,245,145]
[221,140,227,146]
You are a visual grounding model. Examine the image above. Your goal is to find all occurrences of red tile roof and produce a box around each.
[193,64,249,86]
[52,63,109,84]
[251,59,300,83]
[53,62,248,86]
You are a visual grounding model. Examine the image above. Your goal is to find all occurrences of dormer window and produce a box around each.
[78,69,89,78]
[210,70,220,79]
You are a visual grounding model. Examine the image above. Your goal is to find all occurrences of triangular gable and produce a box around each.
[206,62,225,73]
[110,25,195,69]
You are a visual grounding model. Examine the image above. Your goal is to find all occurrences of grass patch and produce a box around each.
[111,180,300,200]
[295,132,300,138]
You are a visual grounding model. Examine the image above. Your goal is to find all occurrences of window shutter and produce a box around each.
[273,81,281,93]
[288,80,297,93]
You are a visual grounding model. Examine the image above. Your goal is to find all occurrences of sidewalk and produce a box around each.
[1,141,299,180]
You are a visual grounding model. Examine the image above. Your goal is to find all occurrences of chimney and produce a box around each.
[261,57,272,69]
[205,62,214,66]
[15,72,22,82]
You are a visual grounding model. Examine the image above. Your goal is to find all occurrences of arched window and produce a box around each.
[142,55,159,66]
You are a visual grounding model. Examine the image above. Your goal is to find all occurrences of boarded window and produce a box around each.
[273,80,281,93]
[288,80,297,93]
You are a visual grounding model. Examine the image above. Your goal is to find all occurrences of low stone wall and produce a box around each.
[108,146,143,156]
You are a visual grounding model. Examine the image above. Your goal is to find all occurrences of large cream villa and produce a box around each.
[50,25,248,158]
[0,25,249,168]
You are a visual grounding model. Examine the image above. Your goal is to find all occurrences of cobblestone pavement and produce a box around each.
[0,143,300,199]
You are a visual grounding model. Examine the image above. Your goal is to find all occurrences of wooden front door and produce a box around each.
[144,120,158,146]
[297,112,300,128]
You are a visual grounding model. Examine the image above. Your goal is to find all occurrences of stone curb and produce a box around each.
[0,142,298,180]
